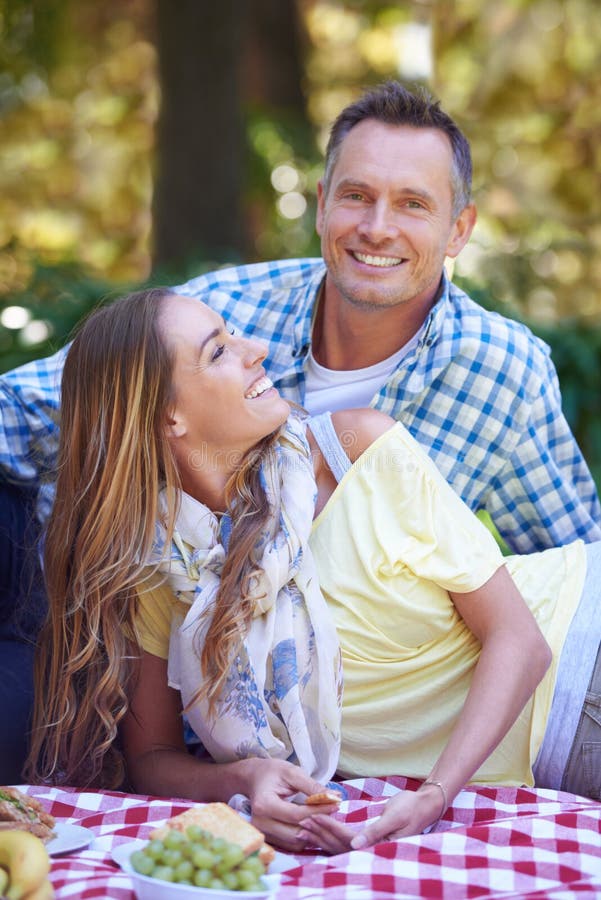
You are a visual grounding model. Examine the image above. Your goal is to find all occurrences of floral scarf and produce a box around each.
[152,414,342,783]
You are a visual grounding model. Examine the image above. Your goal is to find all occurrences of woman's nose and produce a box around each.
[239,336,267,366]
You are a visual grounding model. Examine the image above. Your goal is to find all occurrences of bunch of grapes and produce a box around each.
[129,825,267,891]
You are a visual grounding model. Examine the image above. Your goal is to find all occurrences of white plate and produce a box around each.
[47,822,95,856]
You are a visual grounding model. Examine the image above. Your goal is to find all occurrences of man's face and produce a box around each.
[316,120,475,312]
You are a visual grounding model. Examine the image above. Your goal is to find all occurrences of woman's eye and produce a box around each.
[211,343,226,361]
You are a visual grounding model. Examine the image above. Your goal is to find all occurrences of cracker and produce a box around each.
[305,789,343,806]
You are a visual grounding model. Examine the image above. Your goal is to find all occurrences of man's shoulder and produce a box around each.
[175,258,326,300]
[447,280,551,368]
[1,343,69,393]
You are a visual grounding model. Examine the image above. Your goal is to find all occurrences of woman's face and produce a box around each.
[160,294,290,461]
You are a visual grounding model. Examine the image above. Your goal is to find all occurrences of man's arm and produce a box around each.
[485,352,601,553]
[0,346,67,491]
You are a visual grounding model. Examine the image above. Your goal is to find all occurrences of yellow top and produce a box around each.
[136,423,587,786]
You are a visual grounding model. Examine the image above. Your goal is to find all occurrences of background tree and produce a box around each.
[1,0,600,478]
[152,1,247,266]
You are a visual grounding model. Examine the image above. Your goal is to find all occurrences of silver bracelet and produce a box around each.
[421,779,448,821]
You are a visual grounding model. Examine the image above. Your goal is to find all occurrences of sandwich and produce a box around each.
[0,788,56,842]
[150,803,275,866]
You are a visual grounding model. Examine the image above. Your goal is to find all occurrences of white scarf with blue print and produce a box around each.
[153,414,342,783]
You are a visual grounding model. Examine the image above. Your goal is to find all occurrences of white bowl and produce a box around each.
[112,840,279,900]
[129,869,274,900]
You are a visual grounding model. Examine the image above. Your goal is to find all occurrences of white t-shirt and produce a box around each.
[303,328,423,416]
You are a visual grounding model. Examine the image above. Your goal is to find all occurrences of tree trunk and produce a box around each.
[244,0,307,116]
[152,0,249,269]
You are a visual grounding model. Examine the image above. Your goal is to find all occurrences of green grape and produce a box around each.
[193,868,212,888]
[208,877,226,890]
[222,871,240,890]
[242,883,263,893]
[162,847,184,868]
[181,840,196,860]
[174,859,194,882]
[144,839,165,860]
[224,846,246,868]
[242,854,266,876]
[190,846,214,869]
[238,868,264,890]
[212,837,228,853]
[164,829,187,850]
[151,864,175,883]
[186,824,208,842]
[130,850,155,876]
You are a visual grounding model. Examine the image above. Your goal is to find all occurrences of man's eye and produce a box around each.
[347,192,364,201]
[211,344,226,361]
[406,200,424,209]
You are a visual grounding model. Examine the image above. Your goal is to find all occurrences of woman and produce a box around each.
[26,289,600,852]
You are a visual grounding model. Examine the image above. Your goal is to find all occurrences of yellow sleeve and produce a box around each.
[324,423,505,594]
[135,575,177,659]
[375,423,504,593]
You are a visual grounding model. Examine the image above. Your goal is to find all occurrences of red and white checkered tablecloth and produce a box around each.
[21,776,601,899]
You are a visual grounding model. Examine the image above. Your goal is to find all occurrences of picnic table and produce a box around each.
[22,776,601,898]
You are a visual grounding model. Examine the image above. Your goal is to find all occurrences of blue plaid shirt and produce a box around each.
[1,258,599,552]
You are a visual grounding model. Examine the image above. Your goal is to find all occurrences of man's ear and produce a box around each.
[446,203,477,259]
[315,179,326,236]
[165,410,186,440]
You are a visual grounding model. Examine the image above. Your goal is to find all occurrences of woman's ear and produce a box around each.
[165,409,186,440]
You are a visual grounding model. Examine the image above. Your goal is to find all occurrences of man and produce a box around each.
[1,81,600,556]
[173,82,601,552]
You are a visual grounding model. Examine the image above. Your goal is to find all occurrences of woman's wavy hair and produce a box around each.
[25,288,279,788]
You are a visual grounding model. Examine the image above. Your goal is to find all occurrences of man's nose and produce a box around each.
[357,201,398,243]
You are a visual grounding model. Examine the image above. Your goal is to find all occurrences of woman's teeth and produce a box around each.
[245,376,273,399]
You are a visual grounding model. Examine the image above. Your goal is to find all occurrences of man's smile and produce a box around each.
[350,251,405,268]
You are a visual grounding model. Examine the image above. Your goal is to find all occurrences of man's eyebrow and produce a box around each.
[334,179,372,193]
[334,179,436,205]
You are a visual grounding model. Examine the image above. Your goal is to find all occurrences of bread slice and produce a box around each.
[257,841,275,866]
[150,803,272,861]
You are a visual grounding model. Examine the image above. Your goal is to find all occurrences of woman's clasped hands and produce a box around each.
[242,757,341,853]
[297,783,446,854]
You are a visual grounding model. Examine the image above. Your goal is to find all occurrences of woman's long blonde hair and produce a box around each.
[25,289,279,788]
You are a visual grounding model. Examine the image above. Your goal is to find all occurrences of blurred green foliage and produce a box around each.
[456,274,601,489]
[0,0,600,487]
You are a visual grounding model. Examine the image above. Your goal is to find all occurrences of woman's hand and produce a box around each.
[297,785,443,854]
[242,757,341,852]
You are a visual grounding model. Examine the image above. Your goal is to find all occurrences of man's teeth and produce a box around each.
[245,376,273,399]
[353,252,401,267]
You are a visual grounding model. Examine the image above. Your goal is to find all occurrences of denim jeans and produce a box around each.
[561,643,601,800]
[0,481,46,782]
